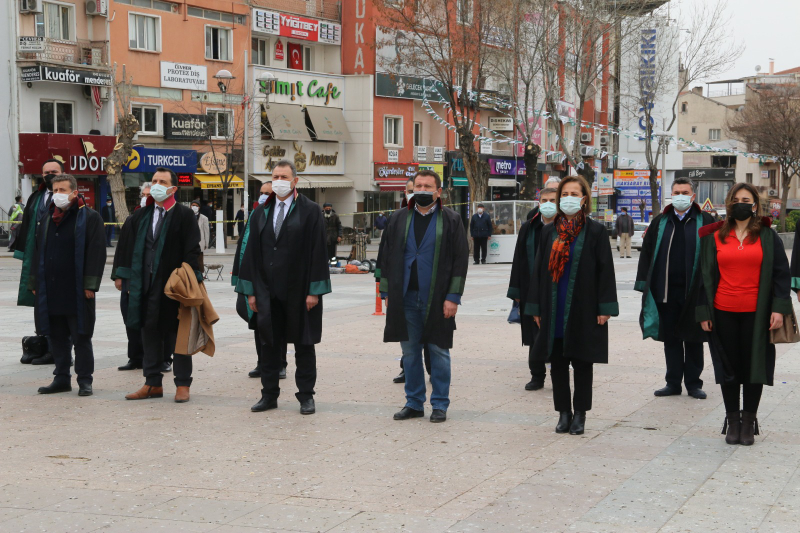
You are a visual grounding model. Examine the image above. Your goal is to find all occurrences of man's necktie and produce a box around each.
[275,201,285,236]
[154,207,165,239]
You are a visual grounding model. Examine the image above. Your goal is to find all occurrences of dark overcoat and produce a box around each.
[508,208,544,346]
[379,199,469,349]
[30,201,106,336]
[113,201,202,331]
[236,192,331,346]
[635,204,716,343]
[11,183,48,307]
[693,219,792,385]
[524,216,619,363]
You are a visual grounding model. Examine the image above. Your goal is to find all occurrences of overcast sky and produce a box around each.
[672,0,800,85]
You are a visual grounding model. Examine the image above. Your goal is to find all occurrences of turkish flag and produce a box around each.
[288,42,303,70]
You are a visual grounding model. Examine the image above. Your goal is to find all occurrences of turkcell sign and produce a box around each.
[638,28,657,131]
[123,147,197,173]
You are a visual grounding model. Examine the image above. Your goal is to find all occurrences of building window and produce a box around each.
[205,26,232,61]
[413,122,422,147]
[131,104,159,134]
[35,2,74,41]
[252,38,268,66]
[189,6,245,25]
[769,169,777,189]
[303,46,313,72]
[691,126,697,135]
[681,102,688,113]
[207,110,232,138]
[115,0,176,13]
[456,0,473,24]
[40,100,73,134]
[709,128,721,141]
[384,116,402,147]
[129,14,160,52]
[746,173,753,184]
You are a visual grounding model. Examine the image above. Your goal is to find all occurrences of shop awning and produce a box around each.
[195,174,244,189]
[375,178,408,191]
[250,174,271,183]
[488,178,517,188]
[451,177,468,187]
[305,106,352,142]
[296,175,353,189]
[264,103,312,141]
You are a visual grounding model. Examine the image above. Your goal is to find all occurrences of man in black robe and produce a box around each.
[380,170,469,423]
[237,160,330,415]
[30,174,106,396]
[114,168,202,403]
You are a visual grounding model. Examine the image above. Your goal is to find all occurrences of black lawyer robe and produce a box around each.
[379,199,469,349]
[11,183,49,307]
[525,216,619,364]
[235,192,331,346]
[113,201,202,332]
[508,208,544,346]
[30,200,106,337]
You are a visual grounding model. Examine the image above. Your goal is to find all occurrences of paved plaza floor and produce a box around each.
[1,252,799,532]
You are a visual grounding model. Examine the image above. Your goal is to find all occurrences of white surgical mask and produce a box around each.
[191,205,199,214]
[406,192,414,201]
[672,194,693,212]
[272,180,293,198]
[150,183,173,203]
[52,193,72,210]
[559,196,583,216]
[539,202,557,219]
[140,196,148,207]
[477,208,484,214]
[258,194,269,205]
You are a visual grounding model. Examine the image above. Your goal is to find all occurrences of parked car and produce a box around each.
[617,222,649,251]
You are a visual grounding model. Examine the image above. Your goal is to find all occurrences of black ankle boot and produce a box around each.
[569,411,586,435]
[722,411,741,445]
[555,411,572,433]
[740,411,759,446]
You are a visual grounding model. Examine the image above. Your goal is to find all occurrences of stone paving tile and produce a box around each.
[0,509,116,532]
[660,494,772,532]
[138,496,265,524]
[229,503,357,531]
[0,507,35,524]
[94,516,221,532]
[327,511,456,532]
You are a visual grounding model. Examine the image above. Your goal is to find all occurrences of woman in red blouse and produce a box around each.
[694,183,792,446]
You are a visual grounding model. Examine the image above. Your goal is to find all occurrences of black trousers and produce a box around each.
[715,309,764,413]
[48,314,93,386]
[550,339,593,412]
[400,345,431,374]
[473,237,488,262]
[121,290,143,365]
[529,345,546,381]
[141,326,189,387]
[259,298,316,401]
[105,225,113,246]
[254,328,286,369]
[327,241,338,262]
[657,297,704,391]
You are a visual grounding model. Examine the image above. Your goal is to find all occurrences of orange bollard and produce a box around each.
[372,282,385,316]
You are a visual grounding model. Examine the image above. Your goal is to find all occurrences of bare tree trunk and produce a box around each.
[649,166,661,217]
[460,130,487,209]
[520,142,541,200]
[780,164,791,232]
[104,113,139,221]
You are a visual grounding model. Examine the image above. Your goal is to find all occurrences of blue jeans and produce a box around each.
[400,291,451,411]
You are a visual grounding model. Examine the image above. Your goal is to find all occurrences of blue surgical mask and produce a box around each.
[559,196,583,216]
[258,194,269,205]
[539,201,557,219]
[672,194,693,212]
[150,183,173,203]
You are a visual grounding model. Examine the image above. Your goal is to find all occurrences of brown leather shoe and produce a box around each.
[175,386,190,403]
[125,385,163,400]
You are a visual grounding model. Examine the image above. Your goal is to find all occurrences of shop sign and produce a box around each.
[449,154,466,177]
[21,65,112,86]
[598,172,614,196]
[433,147,444,162]
[614,170,661,221]
[160,61,207,91]
[256,140,344,175]
[18,133,117,175]
[18,36,45,52]
[416,146,427,159]
[77,179,96,209]
[163,113,209,140]
[418,164,444,177]
[375,72,448,101]
[177,173,194,186]
[674,168,735,181]
[787,198,800,210]
[480,139,493,155]
[387,149,399,163]
[252,8,341,45]
[256,69,343,106]
[488,158,526,176]
[123,147,197,174]
[374,163,419,180]
[489,117,514,132]
[200,152,228,174]
[275,40,285,61]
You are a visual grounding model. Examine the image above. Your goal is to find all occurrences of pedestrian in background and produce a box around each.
[528,176,618,435]
[7,195,24,251]
[695,183,791,446]
[102,197,116,247]
[235,204,245,237]
[374,211,388,238]
[191,199,210,271]
[615,207,634,258]
[470,203,493,265]
[323,203,342,263]
[636,177,715,400]
[509,187,558,391]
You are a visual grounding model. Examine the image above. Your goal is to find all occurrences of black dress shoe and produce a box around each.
[161,362,172,373]
[118,360,142,371]
[525,379,544,391]
[38,380,72,394]
[569,411,586,435]
[31,353,55,365]
[248,367,261,378]
[300,398,315,415]
[481,260,486,264]
[555,411,572,433]
[394,406,424,420]
[688,388,707,400]
[473,261,480,265]
[430,409,447,423]
[654,386,681,397]
[251,397,278,412]
[279,367,287,380]
[393,370,406,383]
[78,384,93,396]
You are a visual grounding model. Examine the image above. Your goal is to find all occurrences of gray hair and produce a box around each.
[274,160,297,178]
[140,182,152,193]
[544,177,561,188]
[672,177,695,192]
[51,174,77,191]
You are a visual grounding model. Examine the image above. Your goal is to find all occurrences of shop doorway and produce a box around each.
[363,191,396,239]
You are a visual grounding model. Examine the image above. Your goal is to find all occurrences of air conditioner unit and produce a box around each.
[85,0,107,16]
[599,135,609,145]
[99,87,110,101]
[580,145,595,157]
[580,132,592,143]
[546,152,563,163]
[768,189,778,197]
[20,0,43,13]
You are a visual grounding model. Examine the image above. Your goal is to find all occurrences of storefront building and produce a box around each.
[674,168,735,211]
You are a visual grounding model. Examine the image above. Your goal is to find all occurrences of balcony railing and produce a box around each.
[17,38,110,69]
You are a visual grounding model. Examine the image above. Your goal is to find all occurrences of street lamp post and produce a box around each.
[243,67,275,219]
[212,69,235,253]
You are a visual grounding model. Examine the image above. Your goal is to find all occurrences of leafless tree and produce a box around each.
[104,64,139,220]
[728,85,800,231]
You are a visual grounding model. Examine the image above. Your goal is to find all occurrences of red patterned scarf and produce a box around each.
[548,213,585,283]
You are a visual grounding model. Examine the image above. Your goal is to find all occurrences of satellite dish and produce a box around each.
[755,65,762,72]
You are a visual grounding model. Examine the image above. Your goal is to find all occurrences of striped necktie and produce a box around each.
[275,201,285,235]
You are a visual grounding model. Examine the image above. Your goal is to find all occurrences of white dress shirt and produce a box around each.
[273,193,295,231]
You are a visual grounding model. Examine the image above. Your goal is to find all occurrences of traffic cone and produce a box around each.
[372,282,385,316]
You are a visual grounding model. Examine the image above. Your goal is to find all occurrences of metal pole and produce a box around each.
[661,136,667,210]
[243,49,249,221]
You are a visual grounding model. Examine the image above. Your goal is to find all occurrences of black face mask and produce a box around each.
[414,192,434,207]
[730,203,755,221]
[43,173,57,190]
